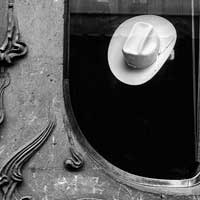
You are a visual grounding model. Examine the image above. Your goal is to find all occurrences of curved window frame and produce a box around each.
[64,0,200,191]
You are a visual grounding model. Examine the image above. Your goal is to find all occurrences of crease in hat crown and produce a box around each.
[122,22,160,69]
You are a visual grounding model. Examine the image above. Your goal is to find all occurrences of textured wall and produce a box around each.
[0,0,200,200]
[1,0,66,199]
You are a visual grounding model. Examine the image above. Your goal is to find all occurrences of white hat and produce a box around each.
[108,15,177,85]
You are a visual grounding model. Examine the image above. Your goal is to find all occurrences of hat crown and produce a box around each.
[122,22,160,68]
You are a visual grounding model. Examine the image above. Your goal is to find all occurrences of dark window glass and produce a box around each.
[68,0,199,179]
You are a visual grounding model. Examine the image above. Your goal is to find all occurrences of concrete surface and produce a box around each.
[0,0,200,200]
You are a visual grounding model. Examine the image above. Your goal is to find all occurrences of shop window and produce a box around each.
[67,0,199,179]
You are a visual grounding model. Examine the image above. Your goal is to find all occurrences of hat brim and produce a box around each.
[108,15,177,86]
